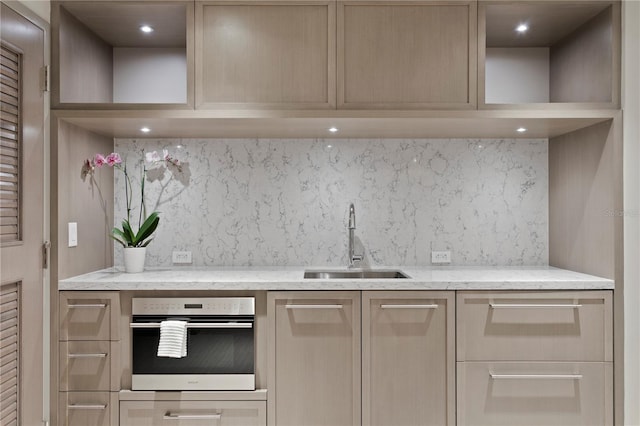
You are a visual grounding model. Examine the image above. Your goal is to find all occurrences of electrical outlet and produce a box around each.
[172,251,192,264]
[431,250,451,264]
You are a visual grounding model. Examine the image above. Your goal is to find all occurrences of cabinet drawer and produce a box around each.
[119,400,266,426]
[457,291,612,361]
[60,292,120,341]
[59,341,118,391]
[457,362,612,426]
[58,392,116,426]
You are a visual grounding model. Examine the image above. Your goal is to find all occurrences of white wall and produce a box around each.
[16,0,49,23]
[485,48,549,104]
[113,48,187,103]
[624,0,640,424]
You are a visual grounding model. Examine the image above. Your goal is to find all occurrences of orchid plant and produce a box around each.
[82,150,182,248]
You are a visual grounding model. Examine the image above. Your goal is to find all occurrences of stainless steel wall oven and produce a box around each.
[130,297,255,391]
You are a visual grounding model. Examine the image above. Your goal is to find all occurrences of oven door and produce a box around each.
[130,316,255,390]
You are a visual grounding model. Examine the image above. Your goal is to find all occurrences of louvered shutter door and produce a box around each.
[0,44,21,244]
[0,283,19,426]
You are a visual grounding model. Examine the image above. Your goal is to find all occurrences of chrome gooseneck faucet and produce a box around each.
[348,203,363,268]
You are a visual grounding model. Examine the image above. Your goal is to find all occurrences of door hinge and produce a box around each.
[40,65,49,92]
[42,241,51,269]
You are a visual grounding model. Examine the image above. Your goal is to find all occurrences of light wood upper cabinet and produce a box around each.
[196,1,336,109]
[362,291,455,426]
[338,0,477,109]
[268,291,361,426]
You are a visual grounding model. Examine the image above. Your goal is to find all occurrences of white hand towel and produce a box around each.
[157,320,187,358]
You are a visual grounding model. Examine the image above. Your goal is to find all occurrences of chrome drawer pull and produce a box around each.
[490,373,583,380]
[285,304,343,309]
[68,353,107,358]
[489,303,582,309]
[67,303,107,308]
[67,404,106,410]
[129,322,252,329]
[163,413,222,420]
[380,304,438,309]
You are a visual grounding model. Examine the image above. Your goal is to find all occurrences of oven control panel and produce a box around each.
[132,297,255,316]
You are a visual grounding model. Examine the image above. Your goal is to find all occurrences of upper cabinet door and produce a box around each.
[338,0,477,109]
[196,1,336,109]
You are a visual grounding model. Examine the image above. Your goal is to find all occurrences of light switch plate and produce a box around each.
[172,251,192,264]
[431,250,451,264]
[68,222,78,247]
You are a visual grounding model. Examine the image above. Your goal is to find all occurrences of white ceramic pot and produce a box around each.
[123,247,147,273]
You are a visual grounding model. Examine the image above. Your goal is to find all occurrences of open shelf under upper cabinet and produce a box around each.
[52,108,618,139]
[52,0,194,109]
[479,1,620,109]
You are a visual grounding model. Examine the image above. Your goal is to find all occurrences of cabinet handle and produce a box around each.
[163,413,222,420]
[285,304,343,309]
[68,353,107,358]
[489,303,582,309]
[129,322,252,329]
[490,373,583,380]
[67,303,107,308]
[67,404,107,410]
[380,304,438,309]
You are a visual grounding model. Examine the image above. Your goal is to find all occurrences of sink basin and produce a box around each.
[304,270,410,279]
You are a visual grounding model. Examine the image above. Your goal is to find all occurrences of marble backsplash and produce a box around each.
[113,138,548,267]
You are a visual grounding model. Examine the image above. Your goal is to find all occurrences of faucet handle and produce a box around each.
[348,203,356,229]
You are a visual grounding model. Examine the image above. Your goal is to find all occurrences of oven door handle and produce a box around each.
[129,322,253,329]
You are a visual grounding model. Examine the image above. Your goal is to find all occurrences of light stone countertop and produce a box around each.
[58,266,614,291]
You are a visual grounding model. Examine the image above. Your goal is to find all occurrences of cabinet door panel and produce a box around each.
[120,400,266,426]
[59,392,115,426]
[457,291,613,362]
[457,361,613,426]
[196,1,336,109]
[59,341,119,391]
[338,1,476,109]
[59,292,120,341]
[268,291,360,426]
[362,291,455,426]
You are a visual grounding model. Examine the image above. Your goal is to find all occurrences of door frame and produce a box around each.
[0,1,50,424]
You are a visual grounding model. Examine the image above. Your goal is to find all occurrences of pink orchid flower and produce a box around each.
[94,153,106,167]
[106,152,122,166]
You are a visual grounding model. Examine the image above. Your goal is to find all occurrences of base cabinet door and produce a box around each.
[268,291,361,426]
[59,392,117,426]
[120,400,266,426]
[457,362,613,426]
[362,291,455,426]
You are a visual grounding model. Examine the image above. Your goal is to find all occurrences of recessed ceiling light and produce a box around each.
[516,23,529,33]
[140,127,151,133]
[140,25,154,33]
[516,127,527,133]
[328,127,338,133]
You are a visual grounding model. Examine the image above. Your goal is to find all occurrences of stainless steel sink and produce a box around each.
[303,270,410,279]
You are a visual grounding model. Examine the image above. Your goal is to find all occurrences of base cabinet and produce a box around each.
[268,291,361,426]
[59,392,118,426]
[362,291,455,426]
[457,361,613,426]
[268,290,455,426]
[120,400,266,426]
[456,291,613,426]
